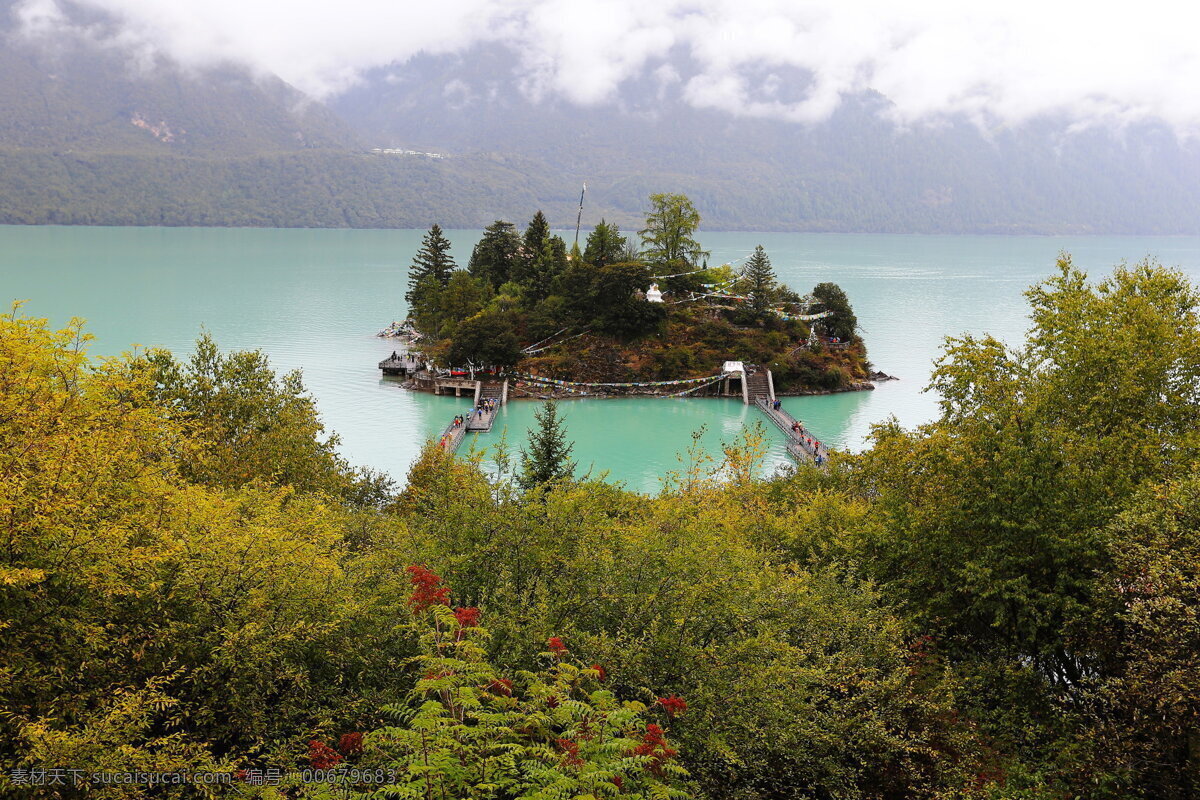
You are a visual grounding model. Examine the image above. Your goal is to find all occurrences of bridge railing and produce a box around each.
[754,398,827,462]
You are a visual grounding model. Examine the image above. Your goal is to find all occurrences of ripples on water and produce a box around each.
[5,226,1200,491]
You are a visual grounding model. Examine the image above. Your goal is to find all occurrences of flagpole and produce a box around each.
[573,182,587,248]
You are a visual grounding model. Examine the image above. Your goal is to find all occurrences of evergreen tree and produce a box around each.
[812,282,857,341]
[469,221,521,289]
[523,211,551,262]
[518,400,576,490]
[743,245,777,318]
[513,211,553,289]
[408,274,443,337]
[406,224,456,304]
[583,219,627,268]
[527,235,569,302]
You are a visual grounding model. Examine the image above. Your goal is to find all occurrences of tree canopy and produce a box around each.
[639,193,709,292]
[742,244,777,318]
[812,281,857,341]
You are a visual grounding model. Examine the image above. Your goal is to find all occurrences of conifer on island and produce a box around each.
[405,223,456,304]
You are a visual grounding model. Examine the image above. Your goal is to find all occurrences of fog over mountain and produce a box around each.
[3,0,1200,232]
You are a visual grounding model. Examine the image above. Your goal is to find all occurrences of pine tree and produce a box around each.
[743,245,777,318]
[527,235,568,302]
[513,211,551,288]
[406,224,456,304]
[583,219,628,268]
[468,221,521,289]
[518,401,576,490]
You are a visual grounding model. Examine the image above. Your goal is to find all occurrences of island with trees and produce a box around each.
[391,193,875,397]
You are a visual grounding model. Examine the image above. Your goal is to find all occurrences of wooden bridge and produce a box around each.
[438,380,508,453]
[738,363,832,465]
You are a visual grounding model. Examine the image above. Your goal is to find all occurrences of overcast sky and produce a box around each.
[14,0,1200,134]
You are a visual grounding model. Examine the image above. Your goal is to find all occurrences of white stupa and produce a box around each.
[646,282,663,303]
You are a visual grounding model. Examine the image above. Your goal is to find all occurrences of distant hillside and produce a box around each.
[332,47,1200,234]
[2,3,1200,233]
[0,22,357,156]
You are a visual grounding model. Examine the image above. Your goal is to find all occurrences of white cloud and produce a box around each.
[12,0,1200,134]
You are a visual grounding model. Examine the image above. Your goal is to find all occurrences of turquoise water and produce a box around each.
[5,225,1200,492]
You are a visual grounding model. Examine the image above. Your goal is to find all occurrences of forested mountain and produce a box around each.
[3,1,1200,232]
[0,4,356,156]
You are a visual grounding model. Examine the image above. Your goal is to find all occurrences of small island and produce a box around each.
[382,193,875,405]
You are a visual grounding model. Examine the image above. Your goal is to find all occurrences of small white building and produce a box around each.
[646,282,663,303]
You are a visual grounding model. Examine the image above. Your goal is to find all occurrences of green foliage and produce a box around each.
[349,575,690,799]
[742,245,777,318]
[145,331,386,502]
[812,282,857,341]
[0,309,411,792]
[583,219,629,268]
[439,270,492,324]
[406,223,456,304]
[1078,471,1200,795]
[639,193,709,293]
[11,255,1200,799]
[469,220,522,290]
[518,400,577,491]
[517,210,551,281]
[446,311,524,369]
[590,262,666,338]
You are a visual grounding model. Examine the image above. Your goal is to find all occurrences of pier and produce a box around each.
[378,351,422,376]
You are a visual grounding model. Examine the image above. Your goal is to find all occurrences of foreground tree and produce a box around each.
[862,256,1200,693]
[146,332,369,498]
[1083,472,1200,795]
[405,223,456,304]
[518,400,576,490]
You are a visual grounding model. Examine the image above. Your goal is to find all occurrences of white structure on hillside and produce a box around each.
[646,282,663,303]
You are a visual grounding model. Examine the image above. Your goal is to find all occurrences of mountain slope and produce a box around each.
[0,9,358,155]
[2,1,1200,233]
[330,48,1200,233]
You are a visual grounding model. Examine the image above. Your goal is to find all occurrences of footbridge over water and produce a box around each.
[726,361,831,465]
[410,359,827,465]
[437,380,507,454]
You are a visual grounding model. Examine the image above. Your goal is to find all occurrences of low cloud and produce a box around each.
[13,0,1200,134]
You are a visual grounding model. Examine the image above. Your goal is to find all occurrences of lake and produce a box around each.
[5,225,1200,492]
